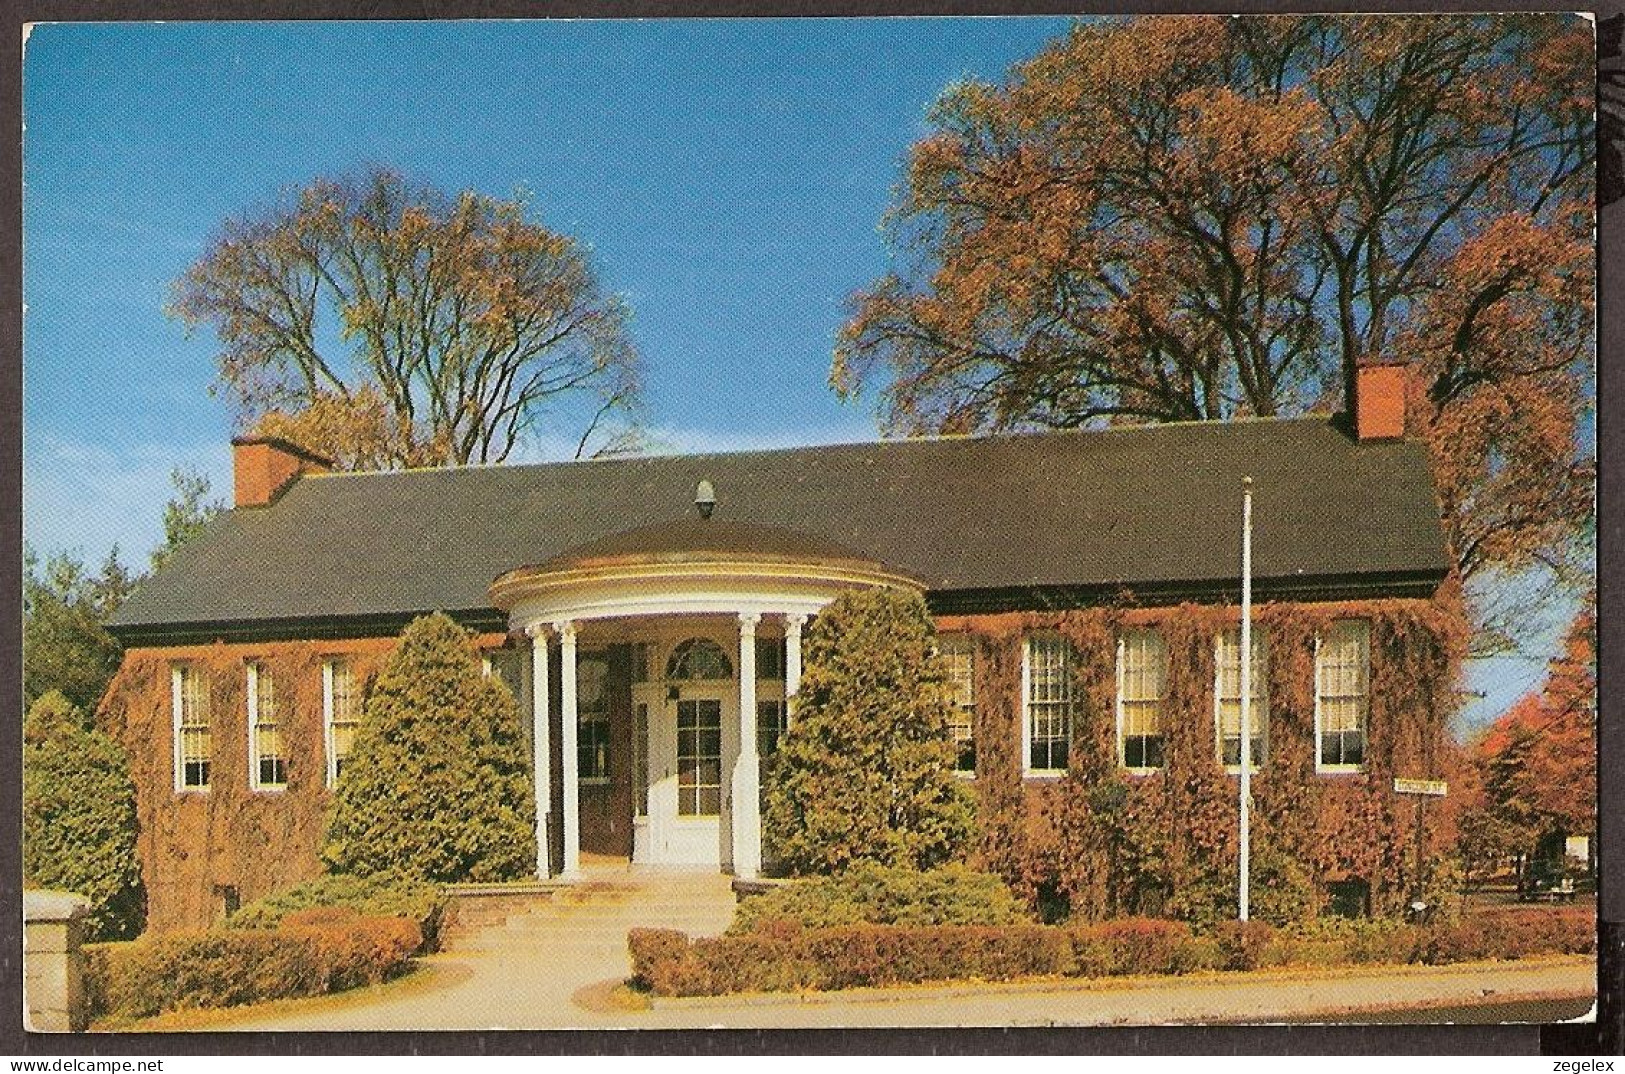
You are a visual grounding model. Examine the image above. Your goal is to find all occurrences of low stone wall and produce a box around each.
[23,890,89,1032]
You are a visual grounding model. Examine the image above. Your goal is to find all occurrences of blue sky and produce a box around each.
[21,18,1575,732]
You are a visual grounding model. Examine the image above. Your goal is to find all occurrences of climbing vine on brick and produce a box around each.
[947,592,1467,924]
[97,639,394,932]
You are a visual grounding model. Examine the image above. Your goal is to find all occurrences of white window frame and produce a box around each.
[1116,629,1167,774]
[1022,635,1073,778]
[172,664,210,793]
[1214,629,1269,773]
[938,635,976,778]
[323,659,361,788]
[247,662,287,792]
[1314,621,1370,774]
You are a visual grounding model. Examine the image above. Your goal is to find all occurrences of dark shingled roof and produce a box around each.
[108,417,1451,642]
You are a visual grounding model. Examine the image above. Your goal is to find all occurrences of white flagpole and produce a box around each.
[1240,476,1253,922]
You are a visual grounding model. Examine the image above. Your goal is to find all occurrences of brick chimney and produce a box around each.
[231,437,332,508]
[1352,361,1408,441]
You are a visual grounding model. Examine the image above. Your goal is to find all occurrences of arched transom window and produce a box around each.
[665,637,734,682]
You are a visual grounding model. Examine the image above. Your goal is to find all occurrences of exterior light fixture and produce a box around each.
[695,480,716,519]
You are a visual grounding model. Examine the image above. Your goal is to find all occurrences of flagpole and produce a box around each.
[1240,476,1253,923]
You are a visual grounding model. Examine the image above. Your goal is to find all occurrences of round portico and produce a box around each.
[489,517,921,881]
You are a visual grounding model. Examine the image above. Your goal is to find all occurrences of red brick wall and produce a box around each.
[98,633,506,933]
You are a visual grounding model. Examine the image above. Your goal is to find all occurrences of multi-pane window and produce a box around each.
[1216,629,1269,769]
[1317,621,1369,769]
[578,653,611,782]
[757,698,788,755]
[939,636,976,775]
[173,665,211,791]
[677,698,723,816]
[324,660,362,787]
[1118,629,1167,770]
[248,663,287,790]
[665,637,733,681]
[1025,636,1075,775]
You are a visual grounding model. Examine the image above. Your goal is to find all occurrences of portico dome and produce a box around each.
[488,517,921,622]
[535,519,889,574]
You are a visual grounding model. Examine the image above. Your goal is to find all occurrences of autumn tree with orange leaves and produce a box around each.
[835,15,1594,653]
[1458,605,1596,883]
[171,168,642,469]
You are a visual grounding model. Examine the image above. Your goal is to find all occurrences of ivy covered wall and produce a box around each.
[939,593,1468,924]
[97,635,501,932]
[102,592,1463,933]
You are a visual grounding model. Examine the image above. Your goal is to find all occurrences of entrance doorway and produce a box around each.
[635,685,732,867]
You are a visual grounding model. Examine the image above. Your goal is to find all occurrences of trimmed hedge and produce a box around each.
[85,914,421,1021]
[629,906,1596,998]
[1070,918,1200,977]
[632,923,1071,997]
[731,865,1027,934]
[228,873,446,951]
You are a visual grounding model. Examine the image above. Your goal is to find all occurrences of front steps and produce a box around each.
[443,869,739,953]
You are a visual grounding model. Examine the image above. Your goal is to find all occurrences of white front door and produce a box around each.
[635,684,731,867]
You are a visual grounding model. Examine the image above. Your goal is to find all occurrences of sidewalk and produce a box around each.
[637,956,1597,1029]
[189,953,1596,1031]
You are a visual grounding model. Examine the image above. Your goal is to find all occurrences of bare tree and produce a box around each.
[171,168,643,468]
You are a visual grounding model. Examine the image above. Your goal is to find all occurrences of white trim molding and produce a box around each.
[1022,635,1071,779]
[1314,620,1370,774]
[246,662,286,793]
[1117,629,1167,775]
[1214,629,1269,774]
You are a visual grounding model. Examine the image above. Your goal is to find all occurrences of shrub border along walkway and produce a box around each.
[84,910,423,1024]
[635,954,1596,1028]
[629,908,1597,999]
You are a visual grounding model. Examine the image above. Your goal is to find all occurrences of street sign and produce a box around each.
[1393,777,1448,797]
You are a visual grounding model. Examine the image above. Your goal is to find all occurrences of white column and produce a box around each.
[784,614,806,725]
[527,625,552,881]
[732,613,762,879]
[557,621,582,880]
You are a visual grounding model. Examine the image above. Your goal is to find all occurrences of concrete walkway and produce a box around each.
[196,873,1594,1031]
[222,864,739,1032]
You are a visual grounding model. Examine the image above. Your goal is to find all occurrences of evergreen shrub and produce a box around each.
[762,589,975,874]
[22,691,145,941]
[322,613,534,883]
